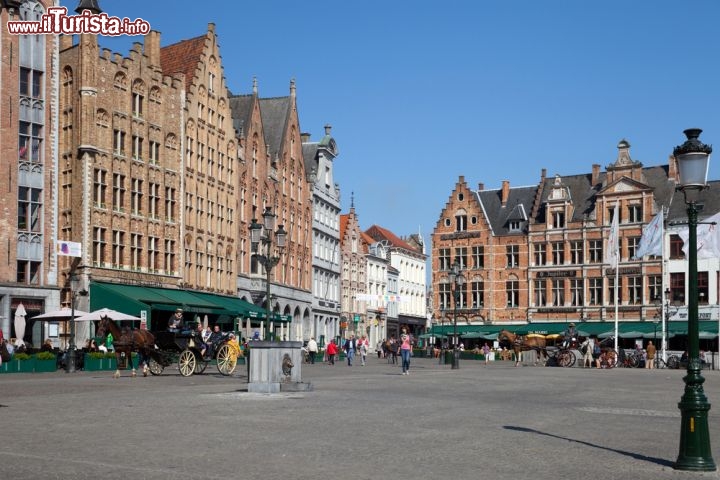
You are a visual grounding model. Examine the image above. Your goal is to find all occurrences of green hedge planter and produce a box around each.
[34,359,57,373]
[0,358,35,373]
[84,353,118,371]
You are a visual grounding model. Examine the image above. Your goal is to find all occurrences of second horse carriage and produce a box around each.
[148,329,239,377]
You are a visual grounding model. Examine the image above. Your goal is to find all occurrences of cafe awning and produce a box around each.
[89,281,292,323]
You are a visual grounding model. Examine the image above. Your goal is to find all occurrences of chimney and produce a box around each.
[144,30,161,69]
[324,124,332,135]
[541,168,547,181]
[301,132,311,143]
[667,154,677,181]
[501,180,510,206]
[478,182,485,191]
[591,164,600,186]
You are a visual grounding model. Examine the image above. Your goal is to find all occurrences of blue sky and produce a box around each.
[61,0,720,248]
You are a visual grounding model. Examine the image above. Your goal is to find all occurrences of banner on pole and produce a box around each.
[56,240,82,257]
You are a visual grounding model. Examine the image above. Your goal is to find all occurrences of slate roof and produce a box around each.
[365,225,420,254]
[228,94,255,138]
[160,34,206,91]
[480,165,720,232]
[476,185,537,235]
[666,179,720,223]
[259,96,291,160]
[302,142,319,178]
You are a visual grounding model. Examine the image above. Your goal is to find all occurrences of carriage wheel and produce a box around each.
[602,350,618,369]
[179,349,196,377]
[216,344,237,376]
[667,355,680,369]
[557,350,574,368]
[148,357,164,376]
[194,353,208,374]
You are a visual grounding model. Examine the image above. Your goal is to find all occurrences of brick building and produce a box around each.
[431,139,719,335]
[339,205,368,338]
[0,0,62,343]
[59,23,185,326]
[230,79,314,340]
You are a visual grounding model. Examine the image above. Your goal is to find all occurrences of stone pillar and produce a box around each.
[247,341,312,393]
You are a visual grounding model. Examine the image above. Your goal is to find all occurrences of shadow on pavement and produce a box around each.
[504,425,675,467]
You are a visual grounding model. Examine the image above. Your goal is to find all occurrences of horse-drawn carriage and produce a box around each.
[148,330,238,377]
[96,316,239,378]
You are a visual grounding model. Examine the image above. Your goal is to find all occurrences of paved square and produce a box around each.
[1,357,718,479]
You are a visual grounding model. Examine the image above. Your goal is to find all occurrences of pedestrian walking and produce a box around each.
[358,335,369,366]
[400,329,412,375]
[482,342,491,366]
[307,337,318,364]
[326,339,338,365]
[343,335,357,366]
[376,340,384,359]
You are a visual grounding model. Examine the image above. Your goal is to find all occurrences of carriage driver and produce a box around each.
[168,308,184,332]
[562,323,578,349]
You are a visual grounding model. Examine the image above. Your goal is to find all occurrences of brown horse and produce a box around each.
[97,315,156,378]
[497,329,547,367]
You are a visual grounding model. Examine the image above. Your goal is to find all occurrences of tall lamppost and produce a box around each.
[448,258,465,370]
[249,207,287,341]
[65,273,82,373]
[673,128,715,471]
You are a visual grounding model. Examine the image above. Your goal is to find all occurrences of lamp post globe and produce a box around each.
[673,128,715,471]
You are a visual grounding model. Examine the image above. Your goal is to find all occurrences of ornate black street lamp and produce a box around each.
[249,207,287,341]
[448,258,465,370]
[673,128,715,471]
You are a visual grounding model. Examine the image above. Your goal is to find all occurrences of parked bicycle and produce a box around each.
[653,355,680,369]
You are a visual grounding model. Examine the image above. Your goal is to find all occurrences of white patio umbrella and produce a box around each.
[34,308,90,320]
[74,308,142,322]
[14,303,27,346]
[34,307,91,349]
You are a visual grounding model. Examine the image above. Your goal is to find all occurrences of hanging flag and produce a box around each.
[56,240,82,257]
[679,211,720,260]
[604,201,620,266]
[633,209,664,259]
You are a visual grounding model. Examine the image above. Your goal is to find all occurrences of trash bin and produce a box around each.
[444,350,454,365]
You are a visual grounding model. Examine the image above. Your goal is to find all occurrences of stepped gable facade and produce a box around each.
[59,25,184,293]
[431,139,707,327]
[160,23,239,294]
[230,79,313,332]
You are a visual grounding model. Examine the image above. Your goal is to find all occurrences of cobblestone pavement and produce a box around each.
[1,357,718,479]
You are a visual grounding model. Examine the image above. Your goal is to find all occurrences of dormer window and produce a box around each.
[509,220,521,232]
[552,211,565,229]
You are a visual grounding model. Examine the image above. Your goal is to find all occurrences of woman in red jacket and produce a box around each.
[326,339,338,365]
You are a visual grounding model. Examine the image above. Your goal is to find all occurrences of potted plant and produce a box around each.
[33,351,57,373]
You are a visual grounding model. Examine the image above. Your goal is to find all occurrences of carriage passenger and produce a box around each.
[195,323,209,358]
[205,325,223,359]
[168,308,184,332]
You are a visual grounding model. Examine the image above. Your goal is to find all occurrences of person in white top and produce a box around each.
[307,337,318,364]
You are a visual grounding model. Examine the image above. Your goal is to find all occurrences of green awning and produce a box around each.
[90,281,293,324]
[189,291,291,322]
